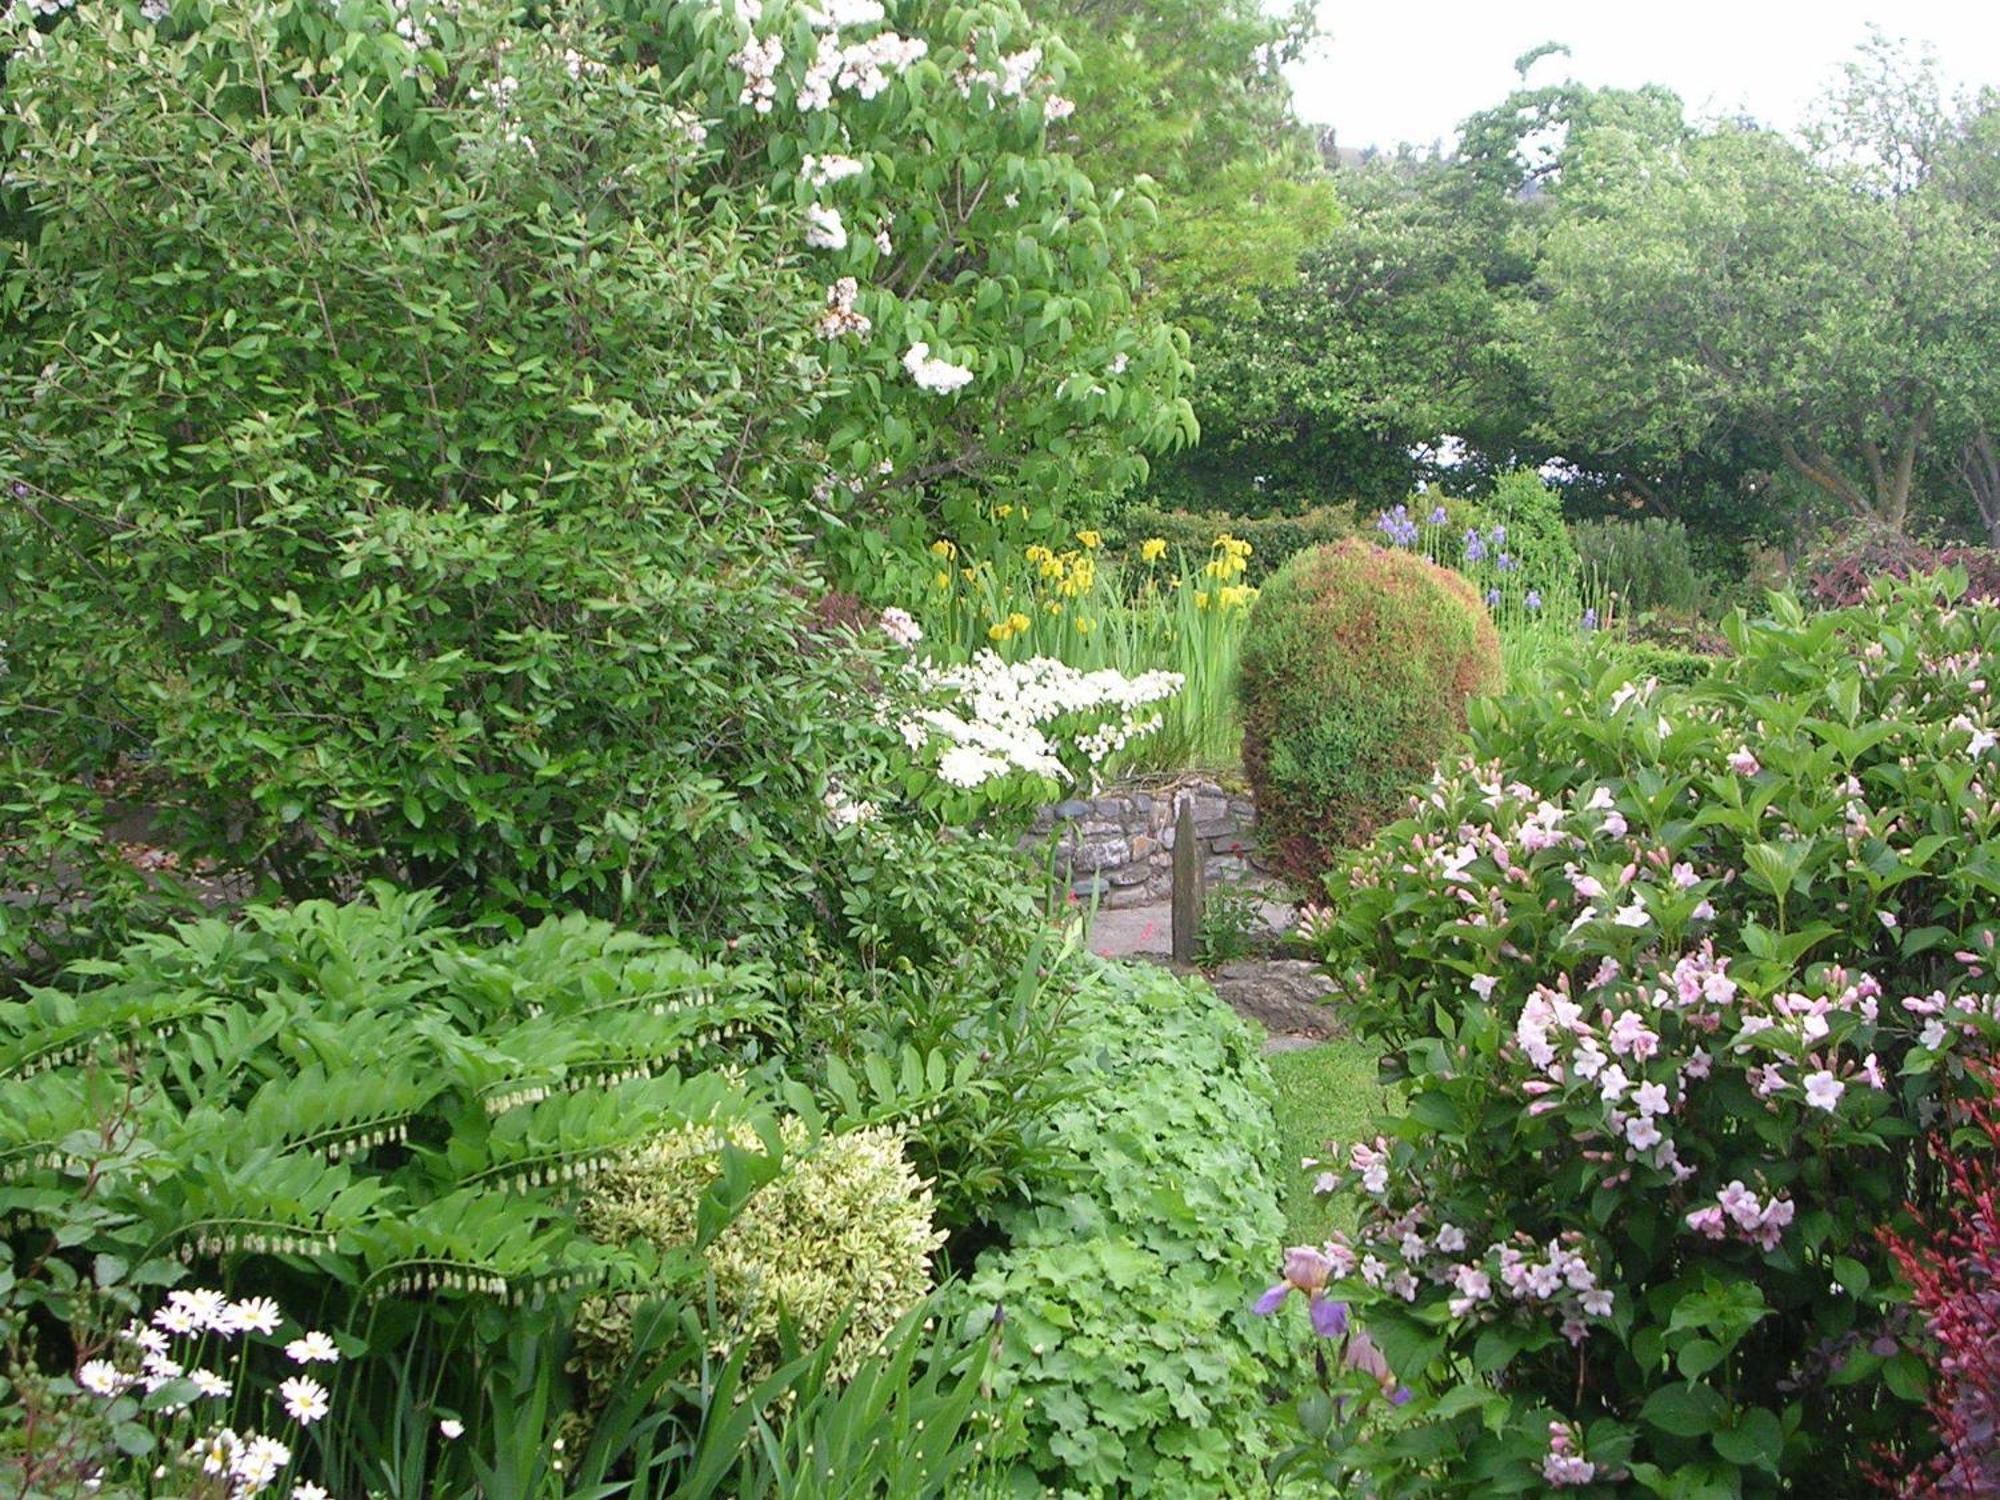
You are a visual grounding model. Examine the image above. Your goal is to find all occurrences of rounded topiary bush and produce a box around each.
[1238,540,1500,882]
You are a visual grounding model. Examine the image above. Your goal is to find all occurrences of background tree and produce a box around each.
[1022,0,1335,307]
[1530,62,2000,538]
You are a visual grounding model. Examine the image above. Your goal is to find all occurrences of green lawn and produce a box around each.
[1265,1036,1397,1246]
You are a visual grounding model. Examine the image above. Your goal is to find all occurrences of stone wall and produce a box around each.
[1026,778,1270,907]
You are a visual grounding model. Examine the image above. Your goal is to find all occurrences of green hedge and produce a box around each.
[960,958,1296,1496]
[1116,504,1360,583]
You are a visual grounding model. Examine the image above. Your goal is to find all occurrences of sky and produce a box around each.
[1284,1,2000,153]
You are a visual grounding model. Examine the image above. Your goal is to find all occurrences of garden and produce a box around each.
[1,0,1997,1496]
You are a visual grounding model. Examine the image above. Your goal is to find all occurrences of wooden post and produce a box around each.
[1171,798,1203,965]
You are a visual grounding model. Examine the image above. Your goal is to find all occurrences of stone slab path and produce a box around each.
[1083,897,1342,1051]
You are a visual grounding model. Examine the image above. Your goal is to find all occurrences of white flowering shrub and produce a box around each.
[1267,581,2000,1494]
[575,1118,944,1392]
[0,0,1194,959]
[889,649,1179,822]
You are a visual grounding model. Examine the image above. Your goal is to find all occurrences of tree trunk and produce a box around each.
[1960,428,2000,548]
[1777,437,1878,523]
[1778,414,1930,532]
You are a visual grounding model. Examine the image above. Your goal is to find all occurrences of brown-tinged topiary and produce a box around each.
[1237,540,1500,885]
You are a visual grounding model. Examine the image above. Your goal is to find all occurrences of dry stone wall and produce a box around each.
[1026,778,1270,907]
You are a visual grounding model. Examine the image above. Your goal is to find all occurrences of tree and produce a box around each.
[1811,34,2000,543]
[1531,65,2000,536]
[1142,155,1538,514]
[1021,0,1335,306]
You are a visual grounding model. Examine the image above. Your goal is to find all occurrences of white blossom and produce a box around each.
[815,277,870,338]
[279,1376,330,1426]
[901,342,974,394]
[804,203,848,251]
[730,34,784,113]
[801,152,865,187]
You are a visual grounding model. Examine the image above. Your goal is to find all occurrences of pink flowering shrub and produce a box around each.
[1275,583,2000,1494]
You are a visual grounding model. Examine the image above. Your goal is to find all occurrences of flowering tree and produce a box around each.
[3,0,1195,572]
[1271,581,2000,1493]
[597,0,1198,568]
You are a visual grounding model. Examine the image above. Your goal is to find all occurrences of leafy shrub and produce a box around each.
[1592,639,1718,688]
[1803,526,1951,608]
[788,924,1089,1241]
[1290,586,2000,1494]
[1877,1074,2000,1499]
[576,1119,944,1392]
[1,0,901,945]
[1573,516,1712,616]
[960,957,1297,1495]
[1238,540,1500,883]
[1117,504,1360,583]
[1454,469,1581,598]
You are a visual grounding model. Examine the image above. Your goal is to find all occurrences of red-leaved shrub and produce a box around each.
[1877,1074,2000,1499]
[1805,526,2000,610]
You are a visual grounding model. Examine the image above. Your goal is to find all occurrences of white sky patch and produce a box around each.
[1285,0,2000,153]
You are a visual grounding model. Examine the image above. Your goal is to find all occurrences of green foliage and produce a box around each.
[1295,583,2000,1494]
[575,1119,943,1393]
[0,888,776,1304]
[1115,504,1360,583]
[1238,541,1501,883]
[320,1282,998,1500]
[1588,638,1717,689]
[1572,516,1712,616]
[1531,112,2000,533]
[661,1295,999,1500]
[958,958,1298,1495]
[1195,882,1264,969]
[0,0,897,947]
[1024,0,1334,306]
[780,921,1086,1241]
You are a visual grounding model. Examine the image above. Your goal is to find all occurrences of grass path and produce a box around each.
[1264,1036,1397,1245]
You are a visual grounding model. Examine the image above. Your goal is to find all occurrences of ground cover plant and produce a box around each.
[1274,577,2000,1496]
[959,957,1300,1495]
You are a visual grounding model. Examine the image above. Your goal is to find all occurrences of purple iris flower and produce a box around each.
[1463,529,1486,563]
[1495,553,1514,572]
[1581,607,1598,631]
[1485,587,1501,607]
[1253,1246,1349,1337]
[1427,504,1448,526]
[1489,524,1507,547]
[1525,589,1543,611]
[1374,506,1419,548]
